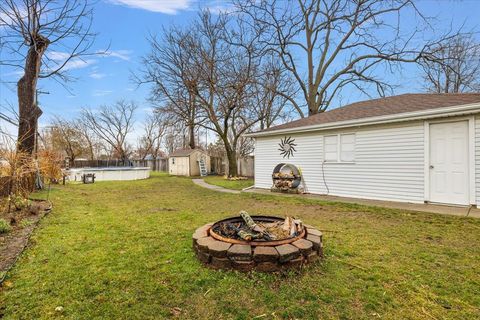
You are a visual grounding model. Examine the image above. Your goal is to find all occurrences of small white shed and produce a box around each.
[169,148,210,177]
[247,93,480,207]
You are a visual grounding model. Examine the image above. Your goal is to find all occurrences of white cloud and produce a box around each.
[92,90,113,97]
[206,3,234,14]
[104,49,132,61]
[89,72,107,79]
[44,49,130,77]
[0,6,28,27]
[107,0,191,14]
[46,51,97,71]
[48,51,71,61]
[63,59,97,71]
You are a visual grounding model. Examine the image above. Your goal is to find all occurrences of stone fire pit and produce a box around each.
[192,215,323,272]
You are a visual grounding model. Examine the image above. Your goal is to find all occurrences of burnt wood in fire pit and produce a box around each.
[210,215,305,245]
[193,217,323,272]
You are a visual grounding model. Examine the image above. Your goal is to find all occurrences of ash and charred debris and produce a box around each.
[211,211,304,242]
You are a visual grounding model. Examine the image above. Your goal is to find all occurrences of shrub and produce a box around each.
[11,195,28,210]
[20,219,34,228]
[0,219,11,234]
[38,149,63,184]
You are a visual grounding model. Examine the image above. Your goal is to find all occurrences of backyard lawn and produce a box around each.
[203,175,254,190]
[1,172,479,319]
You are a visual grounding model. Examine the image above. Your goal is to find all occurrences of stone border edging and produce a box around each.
[192,221,323,272]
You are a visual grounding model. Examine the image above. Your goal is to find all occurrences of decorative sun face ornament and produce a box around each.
[278,136,297,158]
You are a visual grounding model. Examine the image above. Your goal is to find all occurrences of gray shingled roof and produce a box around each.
[257,93,480,134]
[169,148,206,157]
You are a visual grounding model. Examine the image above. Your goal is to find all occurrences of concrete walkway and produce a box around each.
[192,179,241,194]
[193,178,480,218]
[243,188,480,218]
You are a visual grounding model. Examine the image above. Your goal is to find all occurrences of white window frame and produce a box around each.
[323,135,339,162]
[323,133,356,163]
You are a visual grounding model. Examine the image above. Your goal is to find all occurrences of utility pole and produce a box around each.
[34,90,49,155]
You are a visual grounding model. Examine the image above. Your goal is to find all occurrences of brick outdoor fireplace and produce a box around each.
[192,214,323,272]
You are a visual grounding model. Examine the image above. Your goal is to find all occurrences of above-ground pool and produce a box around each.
[65,167,151,182]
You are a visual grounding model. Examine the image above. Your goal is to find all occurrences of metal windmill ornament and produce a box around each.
[278,136,297,158]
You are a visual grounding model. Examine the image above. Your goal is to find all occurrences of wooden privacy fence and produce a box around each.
[0,175,35,197]
[209,156,254,177]
[237,156,255,177]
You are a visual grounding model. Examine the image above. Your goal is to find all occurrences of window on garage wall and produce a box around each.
[323,133,355,162]
[340,134,355,162]
[324,135,338,161]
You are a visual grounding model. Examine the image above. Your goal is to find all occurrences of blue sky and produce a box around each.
[1,0,479,139]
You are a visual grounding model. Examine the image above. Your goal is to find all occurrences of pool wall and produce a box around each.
[66,167,151,182]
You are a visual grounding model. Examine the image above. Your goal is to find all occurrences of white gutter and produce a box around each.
[246,102,480,138]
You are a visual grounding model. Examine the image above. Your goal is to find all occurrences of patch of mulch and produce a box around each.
[0,200,51,281]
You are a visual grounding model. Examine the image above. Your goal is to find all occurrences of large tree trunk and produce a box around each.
[187,87,196,149]
[224,143,238,177]
[188,123,195,149]
[87,140,95,160]
[68,154,75,167]
[17,36,49,154]
[120,150,128,164]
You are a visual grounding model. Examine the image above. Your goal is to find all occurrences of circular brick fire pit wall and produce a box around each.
[192,218,323,272]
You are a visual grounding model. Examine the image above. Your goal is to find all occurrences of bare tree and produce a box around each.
[80,101,137,162]
[236,0,455,116]
[420,34,480,93]
[135,27,203,149]
[0,0,97,154]
[48,116,88,164]
[186,11,268,177]
[75,120,98,161]
[163,122,186,155]
[136,113,166,170]
[253,57,295,130]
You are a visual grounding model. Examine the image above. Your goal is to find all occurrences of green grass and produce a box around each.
[203,175,254,190]
[0,218,11,234]
[1,172,480,319]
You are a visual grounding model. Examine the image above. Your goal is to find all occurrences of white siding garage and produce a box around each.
[249,94,480,206]
[475,116,480,205]
[255,121,426,203]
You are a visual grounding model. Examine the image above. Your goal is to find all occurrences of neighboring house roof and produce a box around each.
[248,93,480,137]
[169,148,207,157]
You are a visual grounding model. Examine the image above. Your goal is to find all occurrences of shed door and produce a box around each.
[429,121,469,205]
